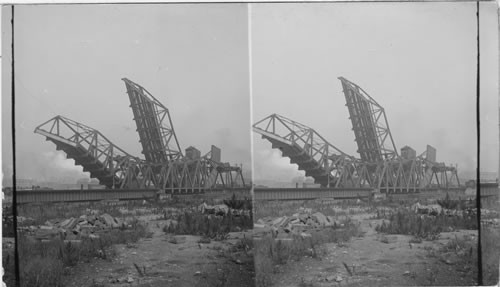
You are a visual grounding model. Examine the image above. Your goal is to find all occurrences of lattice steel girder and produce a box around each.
[338,77,398,161]
[122,78,183,162]
[253,113,371,188]
[36,116,246,190]
[34,115,144,189]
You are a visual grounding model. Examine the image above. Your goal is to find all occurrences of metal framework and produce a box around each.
[253,114,371,188]
[122,78,182,162]
[35,79,246,191]
[253,77,460,193]
[34,115,143,188]
[339,77,398,161]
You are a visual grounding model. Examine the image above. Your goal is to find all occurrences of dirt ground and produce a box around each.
[64,214,255,287]
[254,195,483,287]
[267,213,478,287]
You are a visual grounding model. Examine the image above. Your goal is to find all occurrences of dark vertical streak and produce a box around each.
[475,1,482,286]
[10,4,20,287]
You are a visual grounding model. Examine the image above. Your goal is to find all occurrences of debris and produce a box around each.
[326,275,337,282]
[312,212,329,226]
[198,203,229,216]
[194,271,202,276]
[21,212,126,242]
[343,262,353,276]
[300,232,312,239]
[403,271,410,276]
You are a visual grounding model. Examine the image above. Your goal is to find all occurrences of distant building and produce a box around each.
[401,146,416,160]
[479,172,498,183]
[15,178,36,190]
[185,146,201,160]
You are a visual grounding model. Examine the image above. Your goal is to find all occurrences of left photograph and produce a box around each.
[2,4,253,287]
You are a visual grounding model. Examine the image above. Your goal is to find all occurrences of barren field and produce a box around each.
[253,193,491,287]
[9,193,254,287]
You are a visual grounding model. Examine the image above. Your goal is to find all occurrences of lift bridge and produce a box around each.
[253,77,459,193]
[35,78,245,192]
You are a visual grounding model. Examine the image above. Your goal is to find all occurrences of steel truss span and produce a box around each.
[253,77,460,193]
[35,79,246,191]
[122,78,182,162]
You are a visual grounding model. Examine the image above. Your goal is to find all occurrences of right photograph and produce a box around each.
[250,2,499,287]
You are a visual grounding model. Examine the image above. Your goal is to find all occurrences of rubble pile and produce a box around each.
[198,203,251,217]
[18,213,125,241]
[411,202,477,217]
[254,207,341,238]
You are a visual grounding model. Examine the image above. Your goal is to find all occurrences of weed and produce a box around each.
[380,235,389,244]
[427,269,437,285]
[198,236,212,244]
[223,193,252,210]
[17,220,149,287]
[298,278,314,287]
[409,237,423,244]
[437,193,475,210]
[20,257,64,287]
[232,235,253,254]
[89,279,106,287]
[482,226,500,285]
[375,209,477,240]
[163,210,252,240]
[255,221,361,286]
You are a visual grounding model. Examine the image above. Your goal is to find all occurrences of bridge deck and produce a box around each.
[16,187,251,204]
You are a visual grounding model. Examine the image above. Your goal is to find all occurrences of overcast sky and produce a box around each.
[2,4,251,183]
[251,2,499,184]
[2,3,498,187]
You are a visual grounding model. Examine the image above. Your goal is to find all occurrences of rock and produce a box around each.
[39,225,54,230]
[59,217,77,230]
[300,232,312,239]
[100,213,116,227]
[303,218,313,226]
[272,216,286,227]
[334,275,343,282]
[127,276,134,283]
[326,275,337,282]
[35,228,60,240]
[403,271,410,276]
[327,216,336,226]
[298,213,309,223]
[194,271,202,276]
[312,212,329,226]
[199,203,229,216]
[283,224,293,233]
[72,224,81,235]
[213,204,230,216]
[87,215,97,225]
